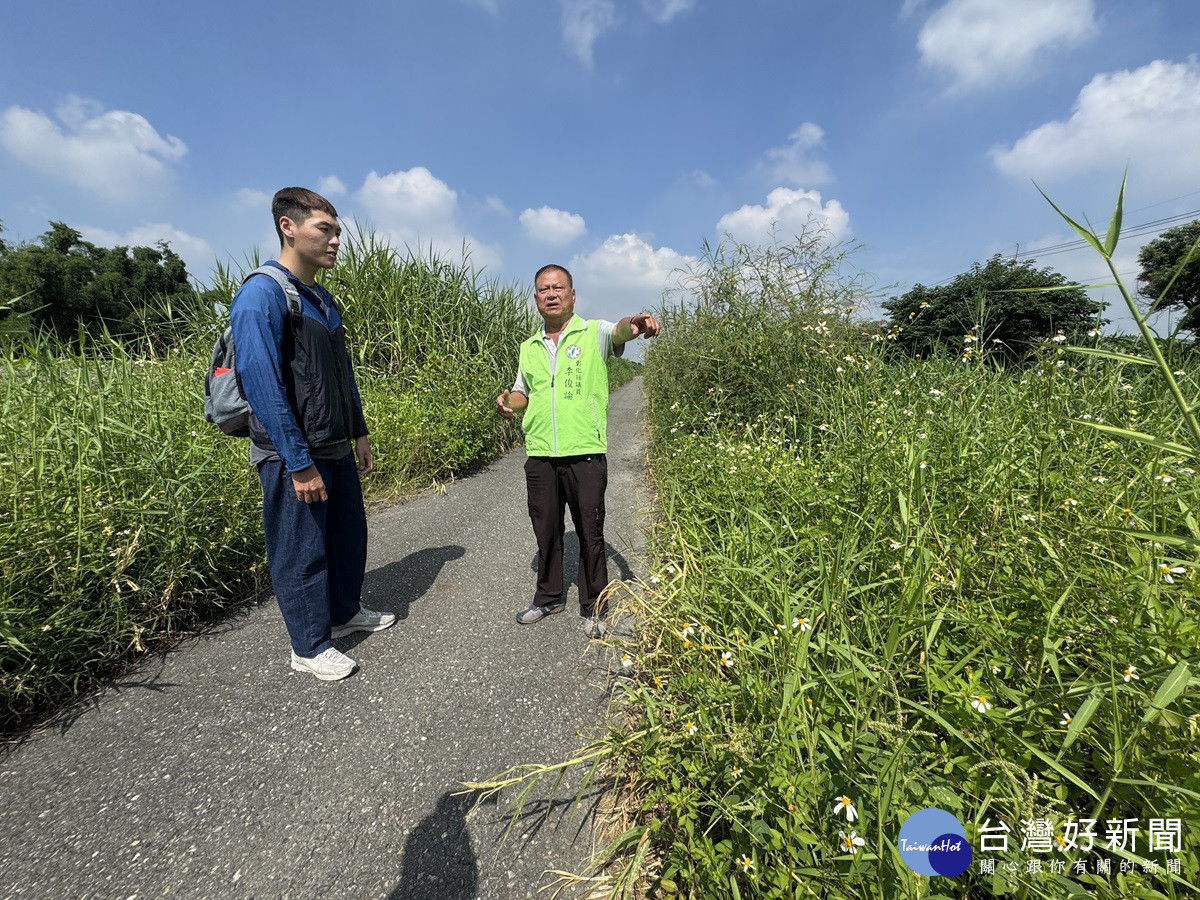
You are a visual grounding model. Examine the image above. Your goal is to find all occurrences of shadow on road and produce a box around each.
[363,544,467,620]
[391,790,480,900]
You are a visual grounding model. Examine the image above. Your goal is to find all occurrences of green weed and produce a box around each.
[598,222,1200,898]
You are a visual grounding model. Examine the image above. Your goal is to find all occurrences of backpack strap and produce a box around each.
[243,265,304,318]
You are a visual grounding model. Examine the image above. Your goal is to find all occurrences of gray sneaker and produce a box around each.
[516,600,566,624]
[331,606,397,639]
[291,647,356,681]
[582,616,608,639]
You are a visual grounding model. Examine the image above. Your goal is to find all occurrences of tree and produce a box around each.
[1136,219,1200,336]
[882,255,1105,361]
[0,222,196,342]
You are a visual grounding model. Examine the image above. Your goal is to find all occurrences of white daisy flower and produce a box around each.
[832,795,858,822]
[1161,565,1186,584]
[839,830,866,854]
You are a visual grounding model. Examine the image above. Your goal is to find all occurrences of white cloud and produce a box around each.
[352,167,501,268]
[918,0,1097,90]
[484,195,510,215]
[357,167,458,228]
[0,96,186,203]
[641,0,696,24]
[80,223,214,279]
[716,188,851,246]
[991,59,1200,192]
[562,0,616,67]
[316,175,347,198]
[519,206,587,244]
[569,233,696,323]
[762,123,833,187]
[233,188,271,210]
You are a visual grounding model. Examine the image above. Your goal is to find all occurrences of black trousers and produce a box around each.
[524,454,609,617]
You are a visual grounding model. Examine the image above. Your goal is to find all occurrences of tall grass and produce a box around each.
[577,226,1200,898]
[329,229,535,379]
[0,234,580,733]
[0,333,265,730]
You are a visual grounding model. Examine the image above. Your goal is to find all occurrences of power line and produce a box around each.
[1021,209,1200,259]
[924,208,1200,287]
[1129,188,1200,214]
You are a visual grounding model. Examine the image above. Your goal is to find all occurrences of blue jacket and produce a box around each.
[230,262,367,473]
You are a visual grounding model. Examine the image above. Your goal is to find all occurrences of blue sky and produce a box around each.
[2,0,1199,337]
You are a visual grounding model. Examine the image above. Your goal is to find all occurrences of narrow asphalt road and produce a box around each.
[0,378,653,900]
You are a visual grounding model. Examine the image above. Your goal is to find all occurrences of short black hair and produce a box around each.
[534,264,573,289]
[271,187,339,245]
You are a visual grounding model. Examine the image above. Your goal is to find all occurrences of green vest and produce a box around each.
[519,316,609,456]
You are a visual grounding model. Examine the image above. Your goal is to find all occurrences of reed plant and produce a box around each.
[326,228,534,380]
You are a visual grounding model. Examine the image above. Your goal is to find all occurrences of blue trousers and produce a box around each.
[258,452,367,657]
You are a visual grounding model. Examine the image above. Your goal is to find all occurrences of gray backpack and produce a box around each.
[203,266,303,437]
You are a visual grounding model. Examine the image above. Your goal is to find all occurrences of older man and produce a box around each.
[495,264,660,638]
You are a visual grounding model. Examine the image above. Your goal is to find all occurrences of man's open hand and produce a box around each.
[495,390,516,419]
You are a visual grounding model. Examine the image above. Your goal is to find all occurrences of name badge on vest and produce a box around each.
[566,344,581,360]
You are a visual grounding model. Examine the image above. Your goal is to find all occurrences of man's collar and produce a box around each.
[539,313,586,338]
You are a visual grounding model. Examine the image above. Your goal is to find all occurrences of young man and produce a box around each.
[231,187,394,680]
[495,264,660,638]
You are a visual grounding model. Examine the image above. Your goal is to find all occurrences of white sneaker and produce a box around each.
[331,606,397,639]
[291,647,357,681]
